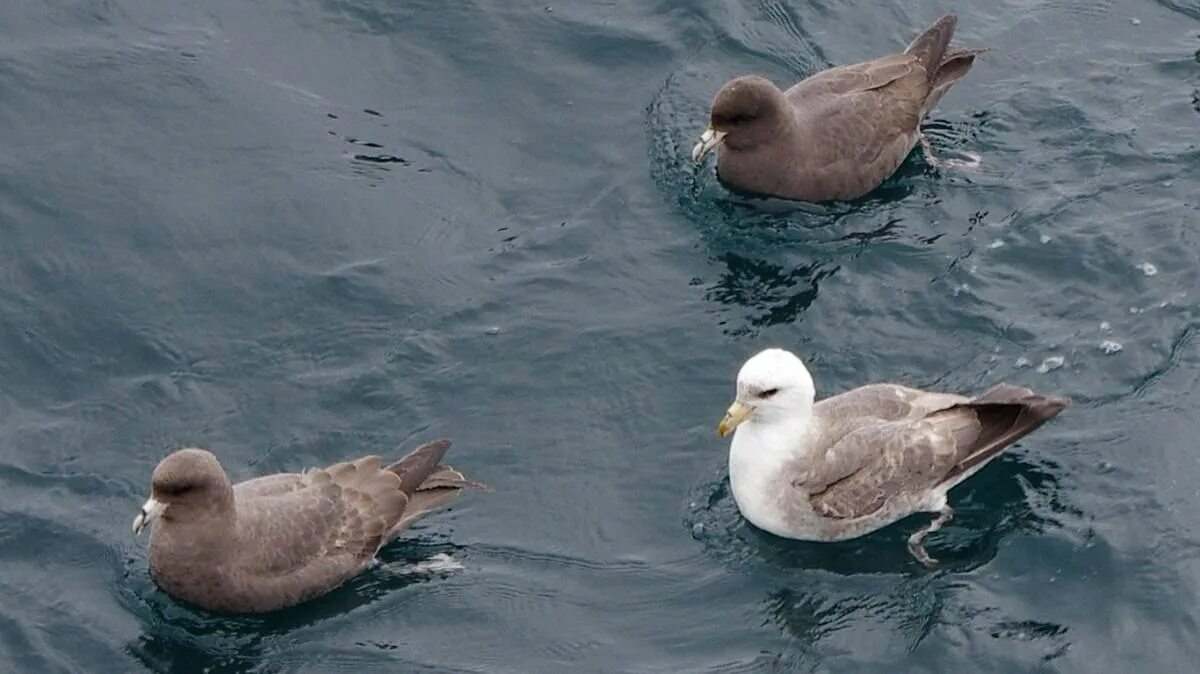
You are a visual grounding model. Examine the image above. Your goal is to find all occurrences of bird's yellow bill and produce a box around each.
[717,401,753,437]
[691,127,727,162]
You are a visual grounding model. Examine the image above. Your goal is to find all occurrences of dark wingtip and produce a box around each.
[1036,395,1071,417]
[926,14,958,36]
[906,14,961,77]
[968,385,1070,424]
[388,439,454,494]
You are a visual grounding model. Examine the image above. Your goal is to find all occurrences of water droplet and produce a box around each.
[1130,17,1141,25]
[1100,340,1123,354]
[1036,356,1065,373]
[1100,321,1111,331]
[1138,262,1158,276]
[485,326,501,336]
[691,523,706,539]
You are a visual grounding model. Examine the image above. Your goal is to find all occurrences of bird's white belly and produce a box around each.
[728,435,823,540]
[729,477,807,539]
[728,458,932,542]
[727,425,943,542]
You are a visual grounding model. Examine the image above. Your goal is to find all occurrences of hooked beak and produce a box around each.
[717,400,753,437]
[132,497,167,535]
[691,126,727,162]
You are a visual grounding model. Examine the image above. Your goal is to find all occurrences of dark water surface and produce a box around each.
[1,0,1198,671]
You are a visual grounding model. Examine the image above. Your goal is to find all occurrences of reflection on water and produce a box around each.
[706,253,839,333]
[124,537,462,672]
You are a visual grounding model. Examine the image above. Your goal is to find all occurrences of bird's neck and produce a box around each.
[149,503,237,570]
[726,410,816,533]
[729,408,815,471]
[726,112,796,154]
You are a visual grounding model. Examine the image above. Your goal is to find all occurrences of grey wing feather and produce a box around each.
[231,442,482,588]
[806,384,1068,520]
[807,417,969,519]
[233,477,348,575]
[785,53,916,101]
[812,383,965,445]
[904,14,957,77]
[233,456,415,576]
[234,472,307,499]
[786,53,927,173]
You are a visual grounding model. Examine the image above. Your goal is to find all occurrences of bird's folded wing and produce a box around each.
[234,458,407,575]
[233,472,307,499]
[788,53,917,99]
[805,418,966,520]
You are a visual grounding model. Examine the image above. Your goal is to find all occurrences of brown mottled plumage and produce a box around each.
[134,440,485,613]
[692,14,988,202]
[719,349,1067,565]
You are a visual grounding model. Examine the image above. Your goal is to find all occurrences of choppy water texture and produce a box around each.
[1,0,1198,672]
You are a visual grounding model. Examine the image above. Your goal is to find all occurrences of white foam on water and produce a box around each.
[405,553,465,574]
[1036,356,1065,373]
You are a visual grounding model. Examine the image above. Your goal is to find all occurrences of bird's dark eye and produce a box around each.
[157,482,195,497]
[760,388,780,398]
[713,113,751,128]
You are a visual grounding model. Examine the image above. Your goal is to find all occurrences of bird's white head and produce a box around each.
[717,348,816,437]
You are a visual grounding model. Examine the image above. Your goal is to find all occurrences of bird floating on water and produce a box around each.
[692,14,987,202]
[717,348,1067,565]
[133,439,486,613]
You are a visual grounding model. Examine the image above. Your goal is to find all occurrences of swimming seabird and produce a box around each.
[133,439,485,612]
[692,14,987,201]
[717,348,1067,564]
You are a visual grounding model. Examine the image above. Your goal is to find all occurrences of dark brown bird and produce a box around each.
[132,439,486,613]
[692,14,987,202]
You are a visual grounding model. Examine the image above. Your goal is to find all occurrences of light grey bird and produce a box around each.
[692,14,987,202]
[132,439,485,613]
[716,349,1067,565]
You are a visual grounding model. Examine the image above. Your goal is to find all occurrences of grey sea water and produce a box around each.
[1,0,1198,672]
